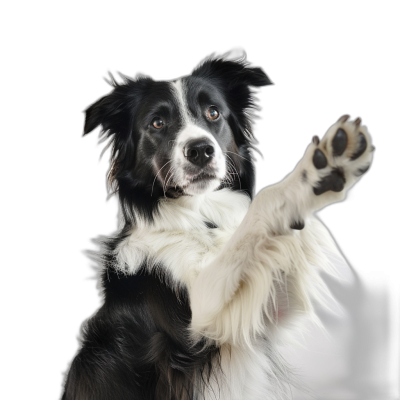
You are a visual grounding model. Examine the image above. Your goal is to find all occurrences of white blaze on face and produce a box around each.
[170,80,226,195]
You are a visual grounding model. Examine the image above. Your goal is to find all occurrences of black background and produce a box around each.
[27,9,399,398]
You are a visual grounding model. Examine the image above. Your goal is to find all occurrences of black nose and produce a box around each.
[185,139,215,167]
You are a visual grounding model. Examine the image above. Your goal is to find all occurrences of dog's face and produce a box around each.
[134,77,239,196]
[84,57,271,221]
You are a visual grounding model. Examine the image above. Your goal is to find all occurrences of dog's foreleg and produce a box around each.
[190,116,374,345]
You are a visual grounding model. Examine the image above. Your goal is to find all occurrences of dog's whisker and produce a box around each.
[151,160,173,197]
[225,150,251,163]
[225,154,242,190]
[162,165,174,197]
[165,167,176,191]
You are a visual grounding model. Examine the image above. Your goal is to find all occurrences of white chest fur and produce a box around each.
[115,189,251,289]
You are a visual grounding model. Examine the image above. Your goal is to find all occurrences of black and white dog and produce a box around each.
[62,54,373,400]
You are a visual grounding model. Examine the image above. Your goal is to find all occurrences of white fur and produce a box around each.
[171,123,226,195]
[116,189,249,287]
[114,117,373,399]
[171,79,191,126]
[170,80,226,195]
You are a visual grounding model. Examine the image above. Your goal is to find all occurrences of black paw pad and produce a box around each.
[350,133,367,160]
[313,149,328,169]
[332,128,348,156]
[290,220,305,230]
[313,168,345,195]
[354,164,370,176]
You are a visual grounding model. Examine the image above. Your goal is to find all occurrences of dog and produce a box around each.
[62,54,374,400]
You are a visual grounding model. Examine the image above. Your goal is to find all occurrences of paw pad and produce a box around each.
[313,149,327,169]
[313,168,345,196]
[350,133,367,160]
[332,128,348,156]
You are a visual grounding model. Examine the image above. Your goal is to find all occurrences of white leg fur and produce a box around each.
[190,117,374,346]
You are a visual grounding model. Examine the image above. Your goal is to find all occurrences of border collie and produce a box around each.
[62,54,374,400]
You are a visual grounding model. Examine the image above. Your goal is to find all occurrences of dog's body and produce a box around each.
[62,56,373,400]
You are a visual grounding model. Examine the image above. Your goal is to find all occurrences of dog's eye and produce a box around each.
[207,107,220,121]
[151,118,164,129]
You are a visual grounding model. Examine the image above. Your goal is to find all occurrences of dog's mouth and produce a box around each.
[181,171,221,196]
[164,170,220,197]
[184,172,217,185]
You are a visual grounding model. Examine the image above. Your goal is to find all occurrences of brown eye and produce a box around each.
[207,107,220,121]
[152,118,164,129]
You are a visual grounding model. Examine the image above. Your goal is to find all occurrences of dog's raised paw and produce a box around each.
[310,116,373,196]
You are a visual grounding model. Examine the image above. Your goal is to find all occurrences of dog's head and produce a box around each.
[84,55,272,222]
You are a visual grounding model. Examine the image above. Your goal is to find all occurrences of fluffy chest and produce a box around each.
[116,189,250,288]
[122,228,232,287]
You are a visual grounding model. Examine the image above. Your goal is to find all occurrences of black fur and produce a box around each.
[63,260,220,400]
[62,56,272,399]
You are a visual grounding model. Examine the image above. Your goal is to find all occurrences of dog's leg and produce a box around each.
[191,116,374,345]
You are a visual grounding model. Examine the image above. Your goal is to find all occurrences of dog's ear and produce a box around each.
[83,77,150,137]
[83,77,151,198]
[84,95,112,135]
[192,56,272,89]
